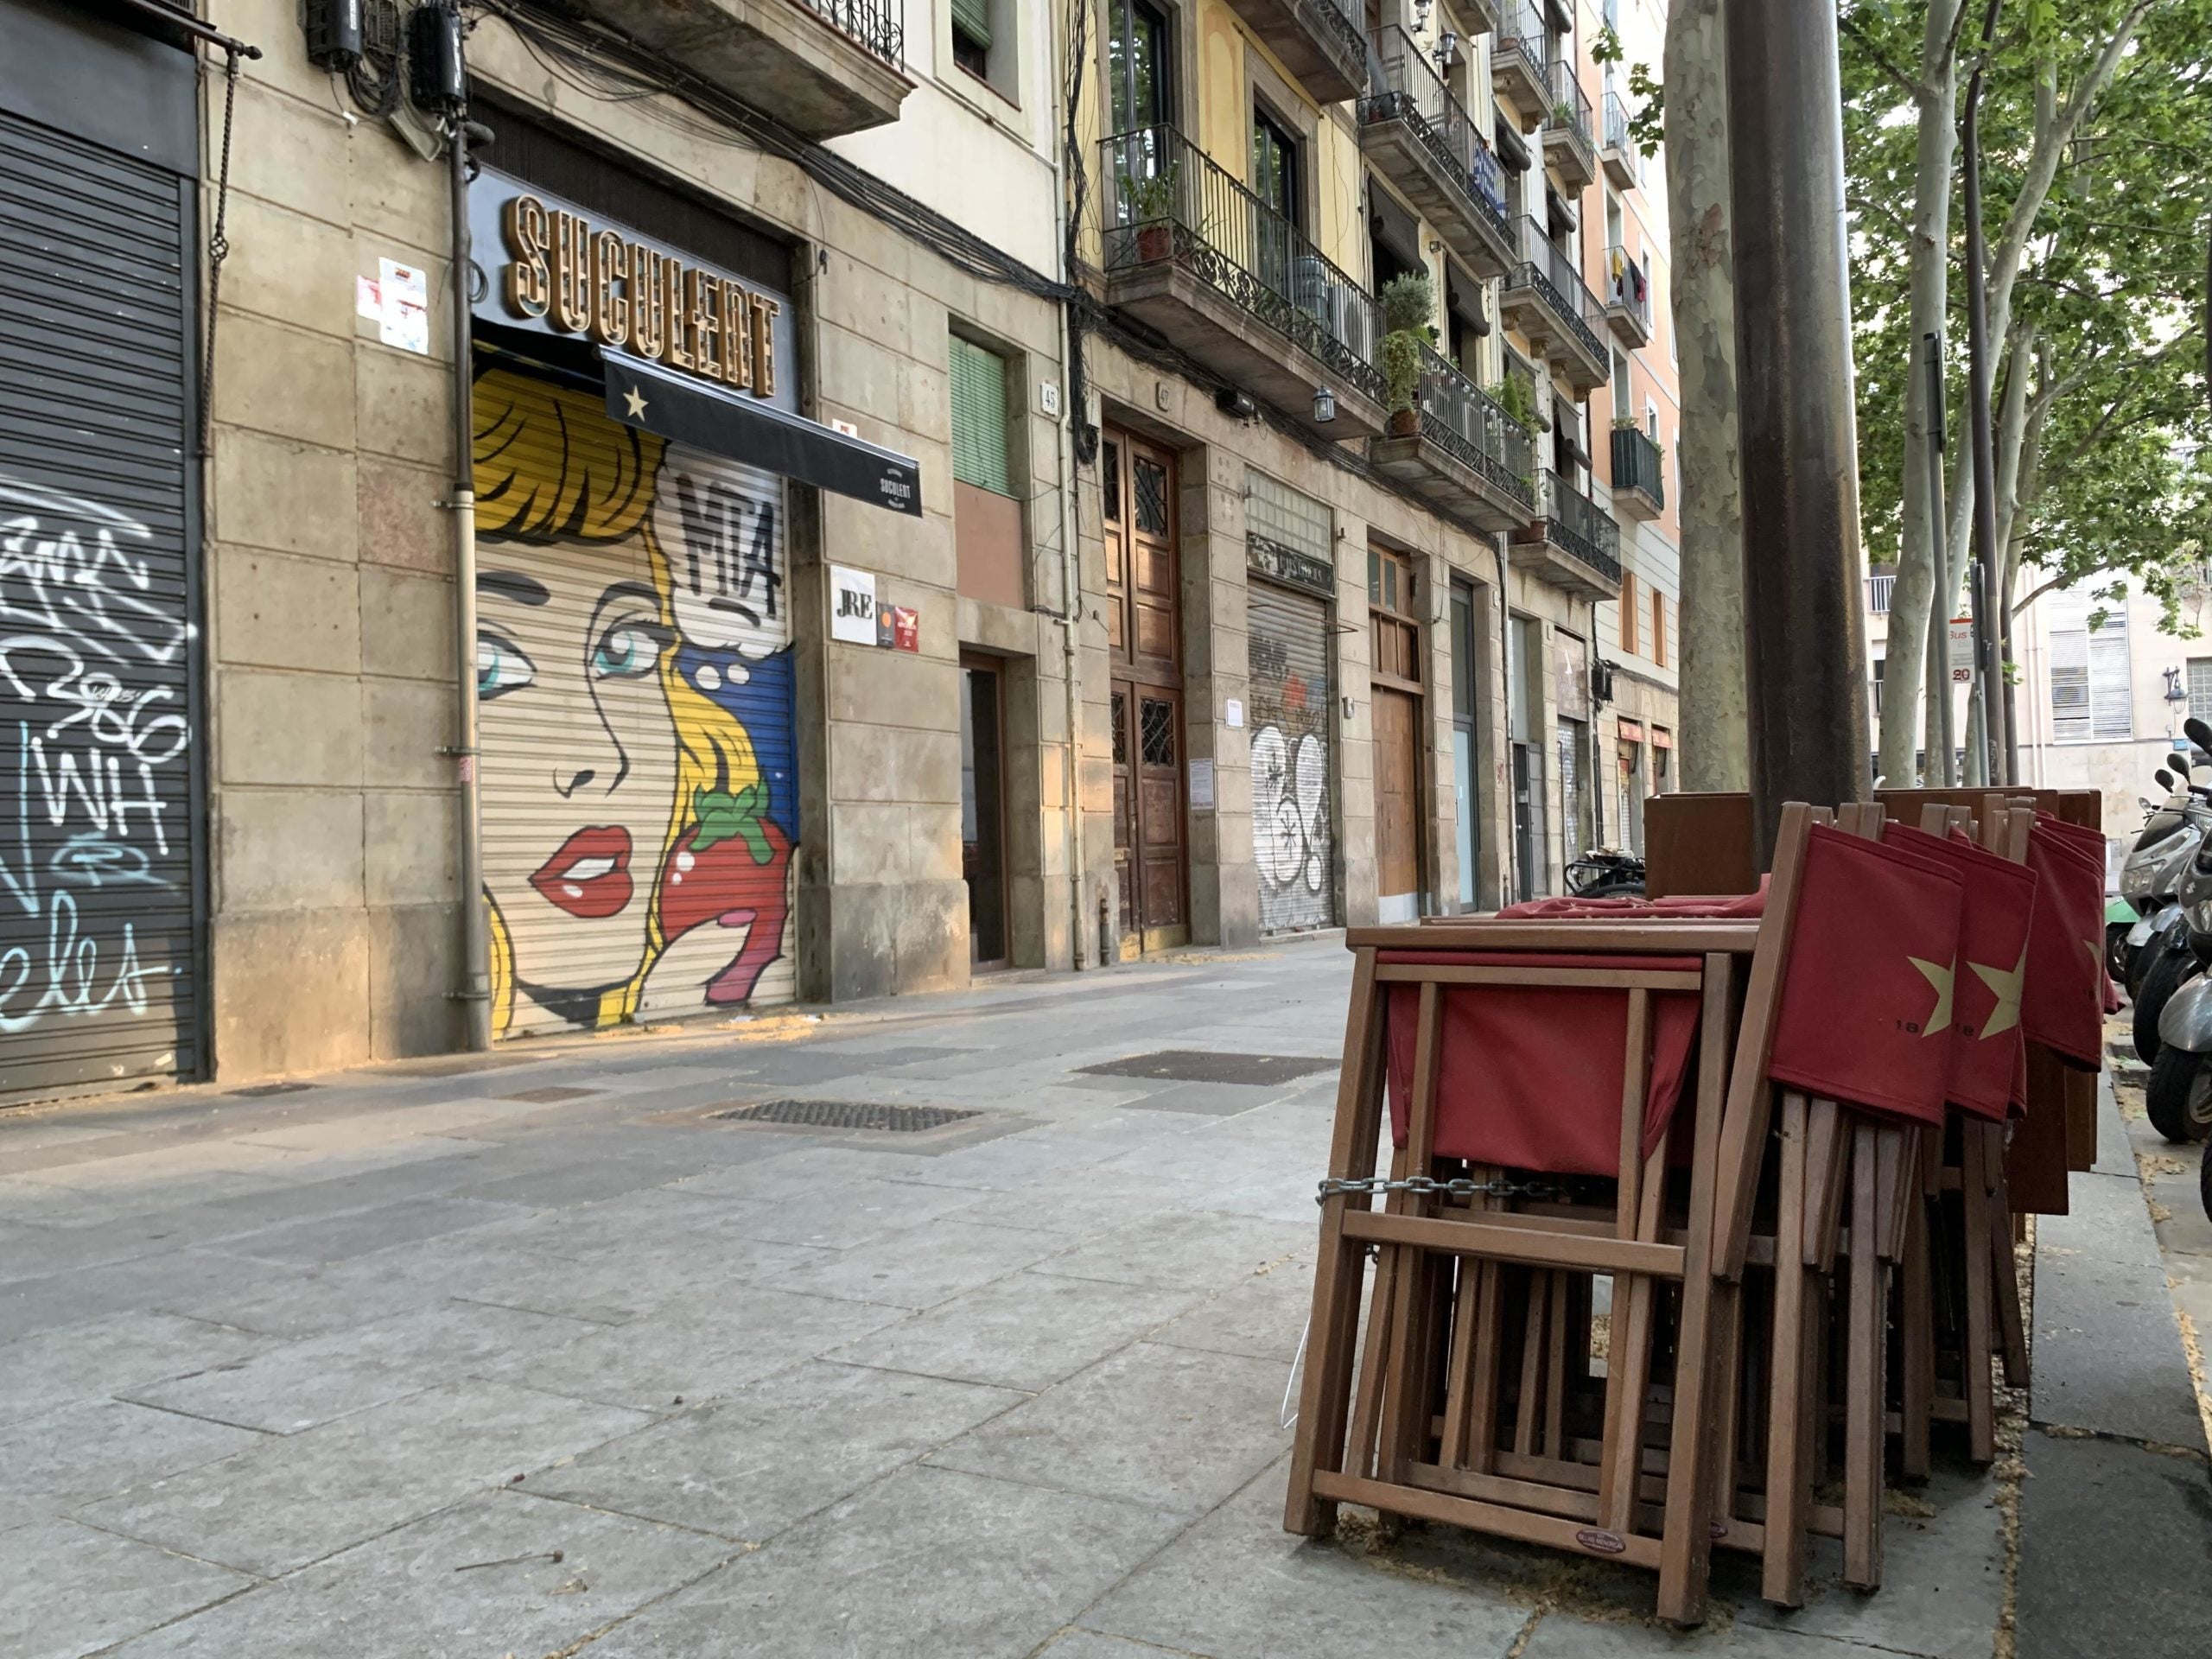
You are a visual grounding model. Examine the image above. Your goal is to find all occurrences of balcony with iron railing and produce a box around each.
[1101,125,1387,436]
[1540,58,1597,191]
[1601,92,1639,189]
[1602,244,1652,346]
[1357,28,1516,281]
[1370,341,1537,533]
[1498,217,1610,391]
[1867,573,1896,613]
[1218,0,1369,105]
[1610,424,1664,521]
[589,0,911,138]
[1512,467,1623,598]
[1491,1,1552,124]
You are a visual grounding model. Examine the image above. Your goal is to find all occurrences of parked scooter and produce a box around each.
[2119,751,2212,1065]
[2145,718,2212,1138]
[1565,848,1646,899]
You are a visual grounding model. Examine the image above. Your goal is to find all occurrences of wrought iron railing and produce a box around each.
[1610,424,1664,510]
[1495,1,1549,79]
[796,0,905,66]
[1604,243,1652,334]
[1543,57,1595,156]
[1602,92,1638,180]
[1416,343,1535,508]
[1505,216,1609,368]
[1101,125,1383,404]
[1543,469,1622,582]
[1297,0,1370,70]
[1358,28,1510,241]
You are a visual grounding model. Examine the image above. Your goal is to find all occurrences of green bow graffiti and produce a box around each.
[691,785,776,865]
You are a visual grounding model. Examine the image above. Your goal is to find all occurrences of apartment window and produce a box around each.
[950,335,1014,494]
[1107,0,1172,133]
[950,334,1025,607]
[1619,569,1638,656]
[1252,105,1300,228]
[1650,589,1667,668]
[2190,657,2212,719]
[951,0,989,76]
[1611,349,1631,423]
[1872,657,1885,718]
[2046,589,2132,742]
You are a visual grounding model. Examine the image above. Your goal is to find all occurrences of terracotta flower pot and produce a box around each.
[1389,407,1421,438]
[1135,224,1173,263]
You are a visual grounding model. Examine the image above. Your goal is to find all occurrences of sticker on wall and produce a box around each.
[830,565,879,644]
[356,257,430,353]
[1224,697,1244,728]
[890,607,919,653]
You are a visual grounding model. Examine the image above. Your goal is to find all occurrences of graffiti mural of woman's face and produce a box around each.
[475,527,680,1024]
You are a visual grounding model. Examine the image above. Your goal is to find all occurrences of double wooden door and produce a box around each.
[1103,428,1187,956]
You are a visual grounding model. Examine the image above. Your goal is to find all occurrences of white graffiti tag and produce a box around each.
[1253,724,1330,895]
[0,476,187,1033]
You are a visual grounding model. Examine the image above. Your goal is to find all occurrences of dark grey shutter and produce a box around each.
[1248,579,1335,934]
[0,104,203,1098]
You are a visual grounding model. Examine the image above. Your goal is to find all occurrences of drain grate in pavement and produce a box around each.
[1076,1050,1335,1087]
[227,1081,317,1097]
[709,1099,982,1134]
[500,1086,604,1103]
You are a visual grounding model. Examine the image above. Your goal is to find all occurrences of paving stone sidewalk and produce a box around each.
[3,942,2012,1658]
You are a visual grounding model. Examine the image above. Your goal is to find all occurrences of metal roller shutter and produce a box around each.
[472,354,798,1037]
[0,105,203,1098]
[1248,578,1335,934]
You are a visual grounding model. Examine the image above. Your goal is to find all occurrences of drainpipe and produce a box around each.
[1496,543,1515,909]
[447,111,492,1050]
[1049,39,1087,971]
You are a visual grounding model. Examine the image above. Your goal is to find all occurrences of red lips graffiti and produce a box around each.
[529,826,635,918]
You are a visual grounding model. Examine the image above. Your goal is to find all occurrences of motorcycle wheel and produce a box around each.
[2145,1044,2212,1143]
[2133,950,2192,1067]
[2202,1140,2212,1224]
[2107,921,2133,985]
[1580,879,1647,900]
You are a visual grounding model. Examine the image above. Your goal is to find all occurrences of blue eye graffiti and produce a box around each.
[593,621,666,680]
[477,631,535,698]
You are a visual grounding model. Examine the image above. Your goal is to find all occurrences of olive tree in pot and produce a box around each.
[1378,270,1435,438]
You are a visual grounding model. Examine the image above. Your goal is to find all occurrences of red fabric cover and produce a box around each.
[1499,884,1768,920]
[1768,825,1967,1127]
[1877,824,2039,1122]
[2023,815,2107,1067]
[1380,951,1705,1178]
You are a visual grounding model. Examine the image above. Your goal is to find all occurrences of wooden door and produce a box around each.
[1103,428,1187,955]
[1374,686,1421,912]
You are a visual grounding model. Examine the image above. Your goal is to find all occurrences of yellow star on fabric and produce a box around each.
[623,385,649,419]
[1909,956,1955,1037]
[1969,942,2028,1039]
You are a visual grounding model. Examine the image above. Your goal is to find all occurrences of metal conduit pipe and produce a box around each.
[447,108,493,1050]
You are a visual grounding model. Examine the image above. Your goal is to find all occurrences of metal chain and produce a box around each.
[198,48,243,454]
[1314,1173,1568,1205]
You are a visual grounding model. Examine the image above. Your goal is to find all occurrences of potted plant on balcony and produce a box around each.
[1378,270,1435,438]
[1119,162,1181,264]
[1489,370,1541,439]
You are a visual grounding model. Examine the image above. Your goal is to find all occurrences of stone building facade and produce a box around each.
[0,0,1685,1103]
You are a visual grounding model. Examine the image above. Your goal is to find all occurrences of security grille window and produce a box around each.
[2046,590,2133,742]
[1872,656,1885,717]
[1247,469,1332,562]
[2190,657,2212,720]
[1559,717,1586,864]
[949,335,1014,496]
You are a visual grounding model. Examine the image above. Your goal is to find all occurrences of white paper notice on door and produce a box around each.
[1188,756,1216,811]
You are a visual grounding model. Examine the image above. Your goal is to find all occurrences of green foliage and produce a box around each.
[1592,24,1623,66]
[1379,270,1436,335]
[1119,161,1179,222]
[1626,63,1665,155]
[1840,0,2212,623]
[1488,372,1540,435]
[1381,331,1427,414]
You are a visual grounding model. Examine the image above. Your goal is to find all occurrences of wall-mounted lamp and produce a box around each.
[1414,0,1434,28]
[1313,385,1338,424]
[1436,29,1459,69]
[1341,694,1357,721]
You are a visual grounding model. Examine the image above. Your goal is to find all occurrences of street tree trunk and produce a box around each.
[1874,0,1962,790]
[1665,0,1747,793]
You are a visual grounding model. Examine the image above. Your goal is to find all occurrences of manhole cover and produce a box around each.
[227,1081,316,1097]
[500,1087,603,1103]
[709,1099,982,1134]
[1076,1050,1335,1086]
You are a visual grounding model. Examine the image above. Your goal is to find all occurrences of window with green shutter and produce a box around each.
[951,0,992,48]
[949,335,1014,497]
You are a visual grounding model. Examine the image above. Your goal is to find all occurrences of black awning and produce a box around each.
[1494,117,1532,174]
[1446,269,1490,337]
[601,350,922,517]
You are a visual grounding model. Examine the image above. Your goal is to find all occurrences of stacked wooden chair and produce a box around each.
[1285,792,2107,1624]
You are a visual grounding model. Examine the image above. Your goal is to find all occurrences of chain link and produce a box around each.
[1314,1173,1567,1205]
[198,48,244,454]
